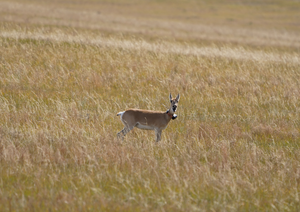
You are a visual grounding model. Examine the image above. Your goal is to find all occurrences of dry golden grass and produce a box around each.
[1,0,300,211]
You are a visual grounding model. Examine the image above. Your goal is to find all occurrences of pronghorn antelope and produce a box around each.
[117,93,180,142]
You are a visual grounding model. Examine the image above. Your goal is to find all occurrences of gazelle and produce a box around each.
[117,93,180,142]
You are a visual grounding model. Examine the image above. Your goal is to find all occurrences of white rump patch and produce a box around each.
[117,111,126,123]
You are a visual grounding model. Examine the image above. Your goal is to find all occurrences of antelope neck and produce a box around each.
[166,109,173,118]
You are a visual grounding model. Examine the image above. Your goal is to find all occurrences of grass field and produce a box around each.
[1,0,300,211]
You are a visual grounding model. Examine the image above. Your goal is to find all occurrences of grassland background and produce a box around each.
[1,0,300,211]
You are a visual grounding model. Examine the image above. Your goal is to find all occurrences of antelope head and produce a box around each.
[169,93,180,114]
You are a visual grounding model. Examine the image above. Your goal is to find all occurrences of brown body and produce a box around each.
[117,93,180,142]
[122,109,172,130]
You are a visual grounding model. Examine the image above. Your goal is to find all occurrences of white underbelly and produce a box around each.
[136,122,155,130]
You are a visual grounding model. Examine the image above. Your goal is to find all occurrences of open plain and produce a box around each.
[1,0,300,211]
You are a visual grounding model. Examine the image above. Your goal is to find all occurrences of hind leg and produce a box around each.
[117,125,133,140]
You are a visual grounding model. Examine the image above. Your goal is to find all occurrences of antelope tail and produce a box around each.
[117,111,125,116]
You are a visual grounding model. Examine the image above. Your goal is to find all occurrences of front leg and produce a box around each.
[155,129,162,142]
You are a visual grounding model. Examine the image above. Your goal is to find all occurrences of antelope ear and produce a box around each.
[176,94,180,102]
[169,93,172,102]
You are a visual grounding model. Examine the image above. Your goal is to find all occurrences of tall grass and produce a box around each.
[1,0,300,211]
